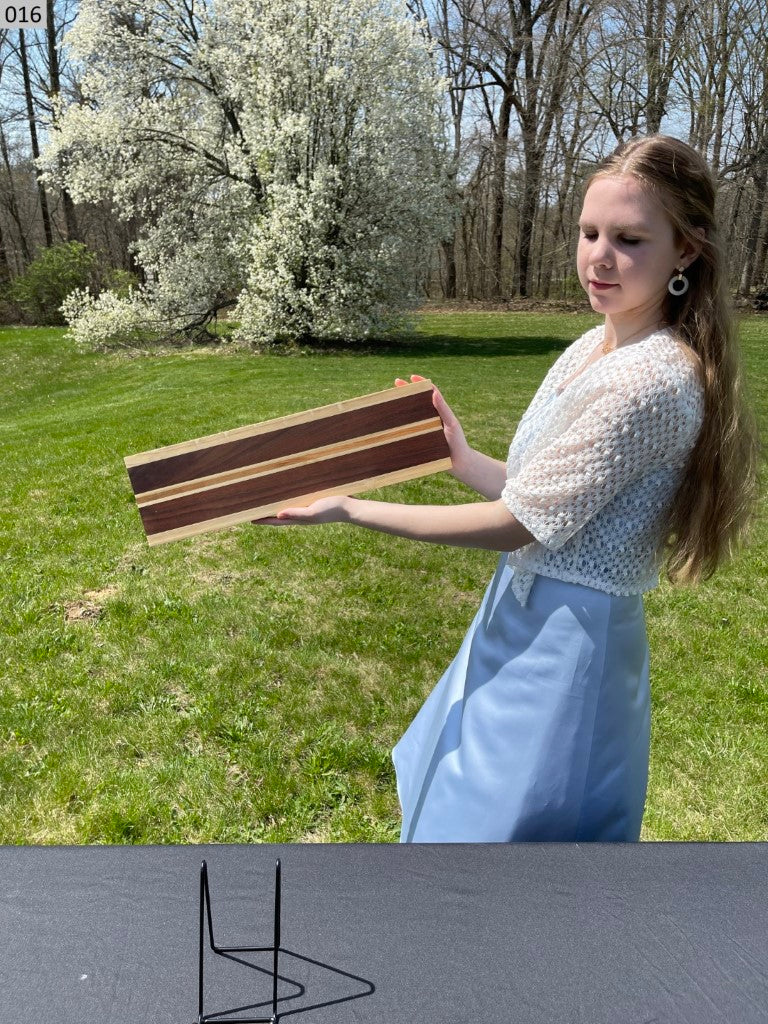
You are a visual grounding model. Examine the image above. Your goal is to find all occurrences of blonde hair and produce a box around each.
[585,134,762,588]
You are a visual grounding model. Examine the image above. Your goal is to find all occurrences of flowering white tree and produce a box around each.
[41,0,454,347]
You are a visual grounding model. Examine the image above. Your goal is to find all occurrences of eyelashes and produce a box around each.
[580,232,641,246]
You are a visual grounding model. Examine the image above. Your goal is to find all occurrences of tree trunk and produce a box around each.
[19,29,53,248]
[755,195,768,287]
[643,0,691,133]
[739,165,767,296]
[515,136,542,298]
[461,209,471,299]
[710,0,730,174]
[489,84,514,299]
[440,236,457,298]
[0,218,11,285]
[46,0,80,242]
[537,184,551,297]
[0,125,32,265]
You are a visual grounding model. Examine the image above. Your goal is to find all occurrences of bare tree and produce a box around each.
[45,0,80,241]
[0,29,34,271]
[535,26,602,298]
[511,0,592,296]
[642,0,692,133]
[579,0,692,141]
[418,0,592,299]
[0,126,33,267]
[678,0,746,173]
[727,1,768,295]
[17,29,53,246]
[409,0,485,299]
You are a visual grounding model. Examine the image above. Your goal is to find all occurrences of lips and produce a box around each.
[589,281,617,290]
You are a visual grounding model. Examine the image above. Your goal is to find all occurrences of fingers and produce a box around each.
[252,508,303,525]
[431,385,452,418]
[392,374,453,425]
[393,373,460,433]
[275,508,305,519]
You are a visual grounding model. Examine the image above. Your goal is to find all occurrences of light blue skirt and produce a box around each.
[392,555,651,843]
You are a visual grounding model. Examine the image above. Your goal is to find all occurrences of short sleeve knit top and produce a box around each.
[500,325,705,607]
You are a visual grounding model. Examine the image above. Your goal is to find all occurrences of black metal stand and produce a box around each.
[198,858,282,1024]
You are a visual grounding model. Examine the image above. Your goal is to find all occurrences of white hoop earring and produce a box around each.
[668,268,689,296]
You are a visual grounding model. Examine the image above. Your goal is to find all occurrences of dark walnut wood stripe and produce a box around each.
[139,429,450,537]
[128,388,437,496]
[136,418,437,506]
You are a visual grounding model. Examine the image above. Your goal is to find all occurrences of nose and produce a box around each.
[589,234,614,268]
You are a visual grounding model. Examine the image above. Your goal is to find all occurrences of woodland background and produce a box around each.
[2,0,768,319]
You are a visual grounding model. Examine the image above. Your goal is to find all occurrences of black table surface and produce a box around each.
[1,842,767,1023]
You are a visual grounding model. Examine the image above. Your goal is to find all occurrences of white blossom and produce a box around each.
[40,0,454,348]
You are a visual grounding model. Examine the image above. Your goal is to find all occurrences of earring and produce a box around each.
[668,266,689,296]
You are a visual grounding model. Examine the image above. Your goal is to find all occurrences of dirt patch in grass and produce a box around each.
[64,600,103,622]
[62,585,121,621]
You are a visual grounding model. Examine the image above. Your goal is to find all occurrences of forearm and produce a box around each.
[344,496,537,551]
[451,448,509,500]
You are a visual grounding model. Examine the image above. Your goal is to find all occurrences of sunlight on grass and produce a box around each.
[1,314,766,842]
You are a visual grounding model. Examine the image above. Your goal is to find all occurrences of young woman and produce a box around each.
[256,135,761,842]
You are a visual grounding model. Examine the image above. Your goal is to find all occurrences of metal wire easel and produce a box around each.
[198,858,281,1024]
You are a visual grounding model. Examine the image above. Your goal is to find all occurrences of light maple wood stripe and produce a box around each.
[135,417,443,506]
[145,457,453,545]
[124,379,435,469]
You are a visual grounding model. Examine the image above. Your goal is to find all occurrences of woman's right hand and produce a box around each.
[394,374,473,472]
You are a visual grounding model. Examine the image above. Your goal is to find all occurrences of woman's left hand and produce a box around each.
[254,495,352,526]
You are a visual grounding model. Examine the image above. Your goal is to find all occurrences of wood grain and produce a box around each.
[124,380,452,545]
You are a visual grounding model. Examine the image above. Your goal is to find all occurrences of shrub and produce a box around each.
[60,286,169,350]
[10,242,97,325]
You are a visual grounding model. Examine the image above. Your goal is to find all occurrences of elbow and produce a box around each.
[493,499,537,551]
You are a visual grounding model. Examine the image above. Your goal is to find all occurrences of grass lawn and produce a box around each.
[1,311,766,843]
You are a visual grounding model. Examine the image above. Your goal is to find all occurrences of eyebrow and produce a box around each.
[578,221,650,233]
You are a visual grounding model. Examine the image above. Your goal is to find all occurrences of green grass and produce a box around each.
[1,311,766,843]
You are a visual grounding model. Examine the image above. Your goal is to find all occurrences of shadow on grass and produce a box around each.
[288,332,574,359]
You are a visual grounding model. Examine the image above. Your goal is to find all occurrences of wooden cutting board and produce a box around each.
[124,379,452,545]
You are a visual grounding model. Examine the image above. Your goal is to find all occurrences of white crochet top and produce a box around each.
[500,325,705,607]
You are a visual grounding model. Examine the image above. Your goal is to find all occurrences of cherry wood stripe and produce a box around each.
[139,429,450,538]
[127,388,436,496]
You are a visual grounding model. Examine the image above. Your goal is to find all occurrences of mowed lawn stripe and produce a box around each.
[0,312,765,843]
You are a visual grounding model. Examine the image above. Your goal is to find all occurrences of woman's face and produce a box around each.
[577,174,686,325]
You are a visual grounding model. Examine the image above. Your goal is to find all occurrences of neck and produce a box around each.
[602,314,666,350]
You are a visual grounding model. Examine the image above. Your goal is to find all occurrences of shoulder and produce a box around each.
[575,332,704,426]
[669,337,704,388]
[625,332,705,445]
[655,329,704,389]
[612,330,704,409]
